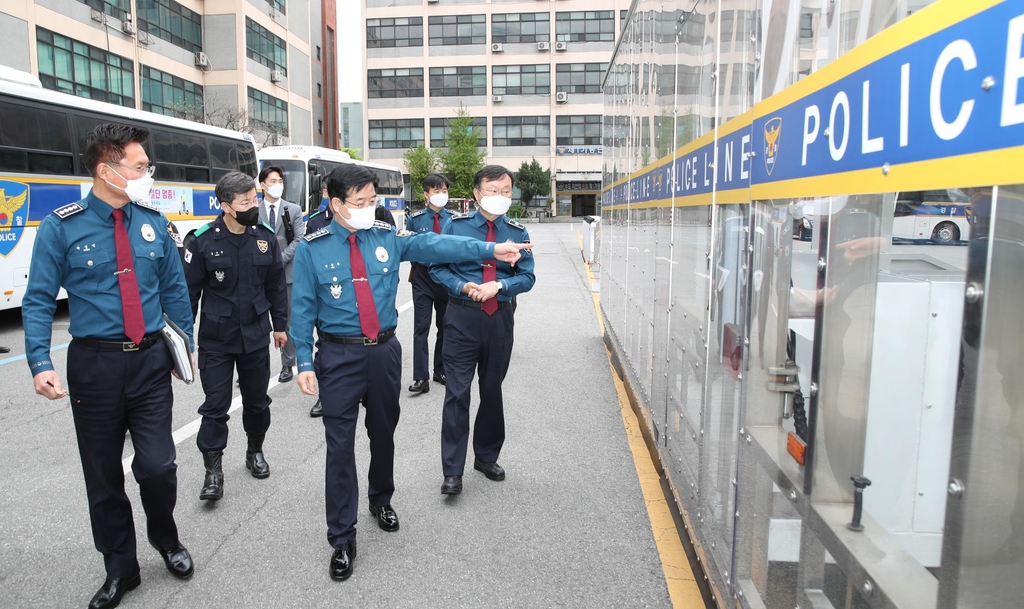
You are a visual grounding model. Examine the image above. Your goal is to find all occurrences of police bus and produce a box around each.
[256,146,406,228]
[0,66,259,311]
[892,188,971,244]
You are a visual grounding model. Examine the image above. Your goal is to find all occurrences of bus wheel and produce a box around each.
[933,221,959,243]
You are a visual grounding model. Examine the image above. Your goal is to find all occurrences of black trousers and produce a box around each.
[196,346,272,452]
[67,340,180,579]
[411,267,448,381]
[440,304,514,476]
[318,337,401,547]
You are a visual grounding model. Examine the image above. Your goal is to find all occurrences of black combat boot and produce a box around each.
[200,451,224,501]
[245,434,270,479]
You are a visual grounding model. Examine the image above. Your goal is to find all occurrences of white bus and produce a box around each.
[892,189,971,244]
[256,146,406,227]
[0,67,259,311]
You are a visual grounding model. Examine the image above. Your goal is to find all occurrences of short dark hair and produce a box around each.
[422,173,451,192]
[473,165,515,190]
[83,123,150,177]
[325,164,378,201]
[258,165,284,183]
[216,171,257,204]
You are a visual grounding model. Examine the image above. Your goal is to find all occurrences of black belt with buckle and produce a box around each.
[321,328,396,346]
[73,333,162,352]
[448,297,510,310]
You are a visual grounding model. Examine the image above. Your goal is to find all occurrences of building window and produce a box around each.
[368,119,424,149]
[620,9,628,31]
[342,107,350,147]
[316,46,321,60]
[141,66,203,117]
[36,28,135,108]
[491,13,550,44]
[492,116,550,147]
[246,17,287,75]
[247,87,288,132]
[77,0,129,21]
[428,14,486,46]
[366,17,423,48]
[137,0,203,53]
[266,0,285,14]
[556,115,602,146]
[555,11,615,43]
[492,65,549,95]
[430,117,487,147]
[368,68,424,98]
[800,12,814,39]
[316,83,322,98]
[428,66,486,97]
[555,63,608,94]
[318,120,323,135]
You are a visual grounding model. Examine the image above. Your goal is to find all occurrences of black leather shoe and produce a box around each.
[474,459,505,481]
[278,367,293,383]
[0,346,9,354]
[441,475,462,495]
[368,504,400,532]
[329,541,357,581]
[432,373,446,385]
[408,379,429,394]
[245,434,270,479]
[310,399,323,418]
[150,542,194,579]
[88,573,141,609]
[200,451,224,501]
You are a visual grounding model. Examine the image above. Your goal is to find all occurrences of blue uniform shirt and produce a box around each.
[429,211,536,301]
[23,191,194,374]
[290,219,498,373]
[405,206,454,236]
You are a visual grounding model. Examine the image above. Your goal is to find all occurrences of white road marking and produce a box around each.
[122,298,415,474]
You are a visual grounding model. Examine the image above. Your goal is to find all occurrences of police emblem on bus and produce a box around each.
[375,246,388,262]
[330,284,342,299]
[764,117,782,176]
[257,240,269,253]
[0,180,30,258]
[215,270,225,282]
[141,224,156,242]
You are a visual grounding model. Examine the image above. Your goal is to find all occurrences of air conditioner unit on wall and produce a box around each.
[491,43,503,53]
[492,95,503,103]
[554,41,568,51]
[537,41,550,51]
[271,70,284,84]
[195,52,210,68]
[90,9,106,24]
[555,91,569,103]
[121,21,136,36]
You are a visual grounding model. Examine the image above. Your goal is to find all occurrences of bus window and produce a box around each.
[152,130,210,184]
[269,159,307,211]
[0,101,74,175]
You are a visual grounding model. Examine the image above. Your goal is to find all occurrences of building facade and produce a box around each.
[340,101,364,157]
[0,0,338,149]
[362,0,631,217]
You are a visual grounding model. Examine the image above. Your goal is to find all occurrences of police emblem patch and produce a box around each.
[141,224,156,242]
[330,284,342,299]
[257,239,269,253]
[375,246,388,262]
[215,270,225,282]
[0,180,30,258]
[764,116,782,176]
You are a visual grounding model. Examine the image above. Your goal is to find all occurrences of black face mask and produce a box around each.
[234,207,260,226]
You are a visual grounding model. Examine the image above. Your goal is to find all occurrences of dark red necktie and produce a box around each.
[348,234,381,339]
[111,209,146,344]
[482,221,498,316]
[432,212,441,234]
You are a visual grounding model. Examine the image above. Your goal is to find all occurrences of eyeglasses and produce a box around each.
[343,198,376,209]
[481,188,512,197]
[107,163,156,177]
[229,198,260,209]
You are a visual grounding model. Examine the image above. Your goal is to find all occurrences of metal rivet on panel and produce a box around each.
[789,490,797,500]
[746,435,752,444]
[981,75,996,91]
[882,163,891,175]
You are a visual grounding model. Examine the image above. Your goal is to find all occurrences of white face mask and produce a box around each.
[428,193,449,208]
[345,205,377,230]
[478,195,512,216]
[265,184,284,199]
[106,167,154,203]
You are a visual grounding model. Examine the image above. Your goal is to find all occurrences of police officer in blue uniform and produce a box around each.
[290,164,531,581]
[430,165,536,496]
[23,123,196,609]
[405,173,455,394]
[183,172,288,502]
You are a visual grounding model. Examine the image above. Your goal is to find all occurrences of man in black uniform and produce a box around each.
[183,171,288,501]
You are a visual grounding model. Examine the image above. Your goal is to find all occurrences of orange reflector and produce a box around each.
[787,432,806,466]
[3,290,12,295]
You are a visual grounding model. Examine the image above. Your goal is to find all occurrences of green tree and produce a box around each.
[514,158,551,207]
[436,105,485,199]
[341,147,363,160]
[403,144,437,204]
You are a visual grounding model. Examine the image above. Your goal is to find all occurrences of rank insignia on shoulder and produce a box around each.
[194,223,214,237]
[451,212,470,220]
[261,221,275,233]
[372,220,393,230]
[305,227,330,242]
[53,202,85,219]
[409,209,426,218]
[132,199,159,212]
[505,218,524,230]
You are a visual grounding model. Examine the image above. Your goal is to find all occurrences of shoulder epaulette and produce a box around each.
[409,209,426,218]
[505,217,525,230]
[451,212,471,220]
[194,222,214,238]
[372,220,393,230]
[260,221,275,232]
[132,200,159,212]
[53,202,85,219]
[308,210,323,219]
[305,227,330,242]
